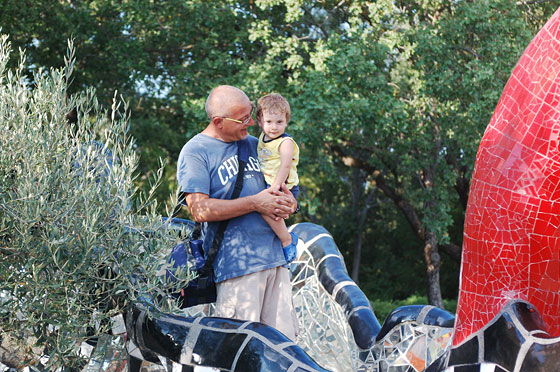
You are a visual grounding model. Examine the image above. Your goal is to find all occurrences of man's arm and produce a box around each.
[186,186,296,223]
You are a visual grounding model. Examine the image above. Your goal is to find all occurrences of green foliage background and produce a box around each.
[0,0,558,366]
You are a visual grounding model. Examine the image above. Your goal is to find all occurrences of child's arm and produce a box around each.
[270,138,295,191]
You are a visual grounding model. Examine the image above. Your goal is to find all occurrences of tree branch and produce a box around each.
[360,5,373,26]
[439,242,462,262]
[444,144,471,210]
[301,5,330,39]
[455,45,481,59]
[330,144,426,241]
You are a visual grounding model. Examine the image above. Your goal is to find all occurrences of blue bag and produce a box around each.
[167,237,216,308]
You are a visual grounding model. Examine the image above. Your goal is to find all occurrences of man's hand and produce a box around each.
[277,183,298,215]
[254,184,297,220]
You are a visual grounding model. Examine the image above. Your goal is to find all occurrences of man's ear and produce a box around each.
[211,116,223,128]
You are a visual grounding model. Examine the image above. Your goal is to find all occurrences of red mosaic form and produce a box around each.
[454,7,560,346]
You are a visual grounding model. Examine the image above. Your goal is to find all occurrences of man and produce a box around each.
[177,85,299,340]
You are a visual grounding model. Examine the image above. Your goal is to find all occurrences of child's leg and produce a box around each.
[262,214,292,247]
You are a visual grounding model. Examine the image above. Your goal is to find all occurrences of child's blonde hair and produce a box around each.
[256,93,291,122]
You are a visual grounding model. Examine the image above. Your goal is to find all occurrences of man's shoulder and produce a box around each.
[182,134,217,153]
[185,133,210,146]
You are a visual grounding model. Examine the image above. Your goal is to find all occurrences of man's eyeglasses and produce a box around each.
[217,105,255,125]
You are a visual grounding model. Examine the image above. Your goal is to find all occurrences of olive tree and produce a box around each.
[0,37,187,370]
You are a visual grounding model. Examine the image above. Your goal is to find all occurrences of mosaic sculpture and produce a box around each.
[439,5,560,371]
[124,222,455,372]
[106,7,560,372]
[125,302,330,372]
[288,223,455,372]
[455,4,560,346]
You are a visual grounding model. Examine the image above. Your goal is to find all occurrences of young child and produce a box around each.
[256,93,300,262]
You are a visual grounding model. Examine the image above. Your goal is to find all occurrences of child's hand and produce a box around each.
[270,183,282,193]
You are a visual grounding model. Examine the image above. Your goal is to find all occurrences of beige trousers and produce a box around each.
[215,266,299,341]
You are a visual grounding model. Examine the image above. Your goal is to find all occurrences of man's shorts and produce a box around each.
[214,266,299,341]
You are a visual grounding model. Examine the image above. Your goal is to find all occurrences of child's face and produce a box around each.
[259,110,288,140]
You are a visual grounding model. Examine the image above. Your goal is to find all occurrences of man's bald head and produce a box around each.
[205,85,250,119]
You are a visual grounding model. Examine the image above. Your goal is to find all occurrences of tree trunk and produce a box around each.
[351,229,363,283]
[329,145,447,306]
[350,169,376,283]
[424,232,443,308]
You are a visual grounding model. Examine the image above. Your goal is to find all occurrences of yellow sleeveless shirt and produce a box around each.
[257,132,299,189]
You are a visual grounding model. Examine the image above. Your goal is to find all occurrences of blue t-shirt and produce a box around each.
[177,134,286,283]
